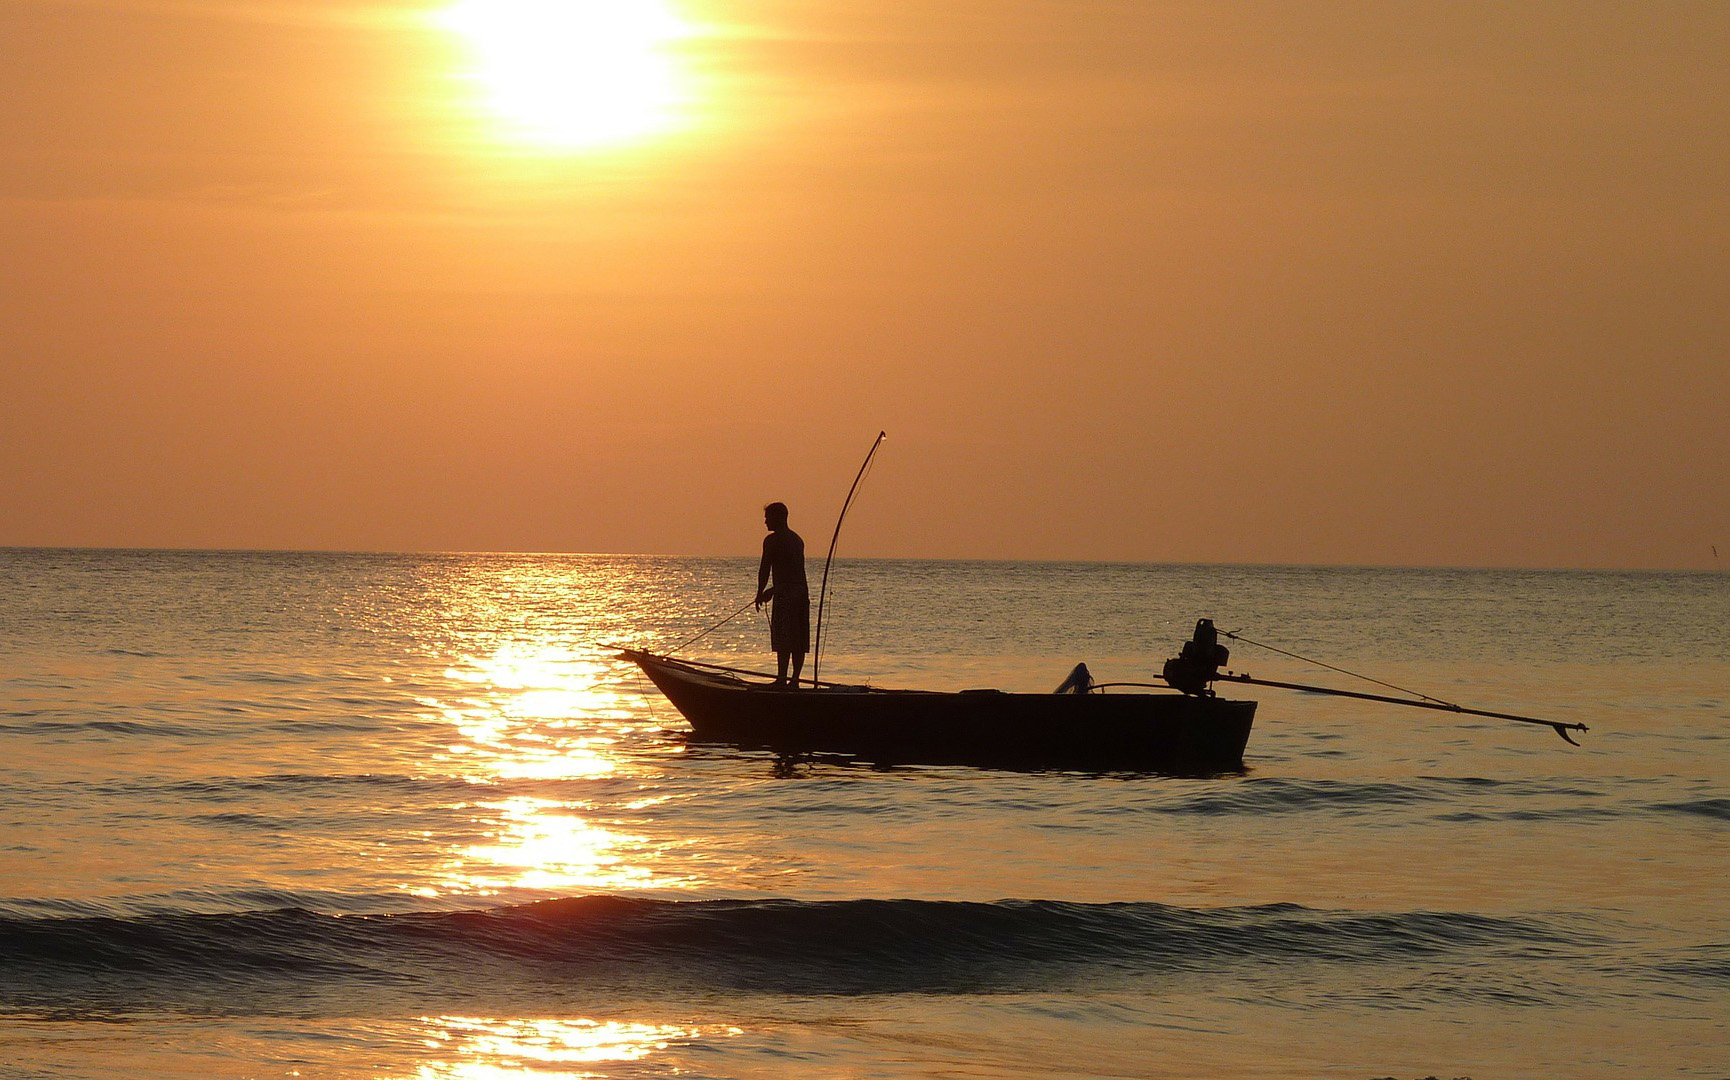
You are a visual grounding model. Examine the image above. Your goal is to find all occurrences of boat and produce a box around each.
[620,621,1257,772]
[625,436,1586,770]
[622,610,1589,770]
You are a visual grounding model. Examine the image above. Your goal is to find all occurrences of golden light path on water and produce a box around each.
[443,646,628,781]
[413,1016,742,1079]
[422,641,698,896]
[407,638,734,1074]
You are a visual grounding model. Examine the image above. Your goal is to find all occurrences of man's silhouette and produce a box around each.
[754,502,809,687]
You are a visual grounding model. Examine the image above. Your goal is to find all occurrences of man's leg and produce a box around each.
[790,652,805,688]
[776,650,790,685]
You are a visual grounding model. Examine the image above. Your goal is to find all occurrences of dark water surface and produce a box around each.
[1,550,1725,1077]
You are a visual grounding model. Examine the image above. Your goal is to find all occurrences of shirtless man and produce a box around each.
[754,502,809,687]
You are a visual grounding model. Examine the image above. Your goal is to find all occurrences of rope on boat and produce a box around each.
[627,664,668,726]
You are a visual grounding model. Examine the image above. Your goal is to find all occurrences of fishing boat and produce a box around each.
[623,434,1586,770]
[620,620,1258,772]
[621,616,1587,770]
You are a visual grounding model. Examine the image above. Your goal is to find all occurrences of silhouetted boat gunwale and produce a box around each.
[621,649,1256,772]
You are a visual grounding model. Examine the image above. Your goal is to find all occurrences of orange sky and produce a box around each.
[2,0,1725,568]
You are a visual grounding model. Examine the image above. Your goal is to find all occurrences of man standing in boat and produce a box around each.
[755,502,810,688]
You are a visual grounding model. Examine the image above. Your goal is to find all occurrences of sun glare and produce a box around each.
[438,0,694,150]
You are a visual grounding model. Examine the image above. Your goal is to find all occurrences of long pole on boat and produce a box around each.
[812,431,886,684]
[1211,672,1589,745]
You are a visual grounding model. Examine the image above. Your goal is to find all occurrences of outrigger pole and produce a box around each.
[1211,672,1589,746]
[812,431,886,685]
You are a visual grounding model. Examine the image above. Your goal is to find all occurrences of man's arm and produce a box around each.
[756,537,774,608]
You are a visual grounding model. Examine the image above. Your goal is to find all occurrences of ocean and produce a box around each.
[1,549,1725,1078]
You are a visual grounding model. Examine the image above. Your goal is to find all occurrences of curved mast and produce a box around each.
[811,431,886,684]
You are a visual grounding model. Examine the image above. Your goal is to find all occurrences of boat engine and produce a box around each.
[1162,618,1229,696]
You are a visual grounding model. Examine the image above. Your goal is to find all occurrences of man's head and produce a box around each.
[763,502,789,530]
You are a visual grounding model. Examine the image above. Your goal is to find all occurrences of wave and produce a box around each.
[1091,776,1616,822]
[1652,943,1730,985]
[79,772,620,807]
[0,716,213,739]
[0,896,1594,1015]
[1144,778,1435,816]
[1646,797,1730,821]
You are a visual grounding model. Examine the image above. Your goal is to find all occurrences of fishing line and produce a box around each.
[1219,628,1457,707]
[666,597,758,655]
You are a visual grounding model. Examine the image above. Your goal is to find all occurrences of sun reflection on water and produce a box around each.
[415,1015,740,1078]
[447,795,692,893]
[440,645,637,778]
[422,640,698,897]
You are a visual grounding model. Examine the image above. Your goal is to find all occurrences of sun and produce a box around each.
[437,0,695,151]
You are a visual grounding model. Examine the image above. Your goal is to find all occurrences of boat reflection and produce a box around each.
[414,1015,739,1078]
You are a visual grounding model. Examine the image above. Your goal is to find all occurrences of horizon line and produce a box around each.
[0,544,1720,576]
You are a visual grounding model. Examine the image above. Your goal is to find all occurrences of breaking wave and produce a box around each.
[0,895,1599,1015]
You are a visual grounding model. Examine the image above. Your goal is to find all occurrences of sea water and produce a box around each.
[0,549,1725,1078]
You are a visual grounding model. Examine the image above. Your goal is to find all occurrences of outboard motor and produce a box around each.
[1162,618,1229,696]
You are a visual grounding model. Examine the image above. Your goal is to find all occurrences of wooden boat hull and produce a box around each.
[623,650,1255,772]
